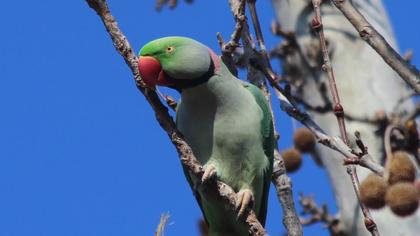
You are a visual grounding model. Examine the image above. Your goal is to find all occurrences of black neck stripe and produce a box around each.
[166,57,216,90]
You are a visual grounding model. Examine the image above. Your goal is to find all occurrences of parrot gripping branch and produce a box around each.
[227,1,303,235]
[85,0,267,235]
[312,1,379,235]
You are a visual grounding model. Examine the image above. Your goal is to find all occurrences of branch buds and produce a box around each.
[311,18,322,31]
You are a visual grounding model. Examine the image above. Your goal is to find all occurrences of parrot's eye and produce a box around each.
[166,46,174,53]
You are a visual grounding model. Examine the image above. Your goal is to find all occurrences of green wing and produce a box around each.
[175,82,275,226]
[242,82,275,226]
[175,102,209,225]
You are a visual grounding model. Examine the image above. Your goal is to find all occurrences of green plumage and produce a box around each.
[140,37,274,236]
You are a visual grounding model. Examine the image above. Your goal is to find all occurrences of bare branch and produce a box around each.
[312,1,379,235]
[272,150,303,236]
[85,1,267,235]
[299,194,343,236]
[331,0,420,94]
[154,213,170,236]
[217,0,246,76]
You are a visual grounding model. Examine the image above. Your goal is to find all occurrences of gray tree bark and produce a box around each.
[272,0,420,235]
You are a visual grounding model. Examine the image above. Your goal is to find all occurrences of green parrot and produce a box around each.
[138,37,274,236]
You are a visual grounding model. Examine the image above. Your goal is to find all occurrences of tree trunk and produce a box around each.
[271,0,420,235]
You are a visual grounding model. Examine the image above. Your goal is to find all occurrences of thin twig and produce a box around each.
[384,125,397,168]
[270,20,319,82]
[85,1,267,235]
[331,0,420,94]
[311,1,379,235]
[154,213,170,236]
[217,0,246,76]
[299,194,343,236]
[292,93,377,124]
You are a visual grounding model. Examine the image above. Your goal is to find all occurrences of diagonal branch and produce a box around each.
[331,0,420,94]
[85,1,267,235]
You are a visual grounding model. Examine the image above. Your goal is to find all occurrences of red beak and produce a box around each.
[138,56,174,88]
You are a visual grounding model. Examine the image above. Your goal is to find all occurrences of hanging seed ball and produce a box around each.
[293,127,316,153]
[281,148,302,173]
[359,174,388,209]
[385,182,419,217]
[388,151,416,185]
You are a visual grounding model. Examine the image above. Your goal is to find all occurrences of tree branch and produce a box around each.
[311,1,379,235]
[272,150,303,236]
[154,213,170,236]
[298,194,343,236]
[85,1,267,235]
[331,0,420,94]
[217,0,246,76]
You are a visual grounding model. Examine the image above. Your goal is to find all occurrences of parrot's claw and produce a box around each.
[235,189,254,218]
[201,164,217,184]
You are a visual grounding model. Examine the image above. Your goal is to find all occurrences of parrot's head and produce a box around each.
[138,36,219,89]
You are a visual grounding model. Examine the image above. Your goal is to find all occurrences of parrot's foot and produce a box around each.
[201,164,217,184]
[193,164,217,196]
[235,189,254,218]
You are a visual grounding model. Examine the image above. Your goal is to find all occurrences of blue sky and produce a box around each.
[0,1,419,235]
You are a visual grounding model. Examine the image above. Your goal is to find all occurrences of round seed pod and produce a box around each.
[385,182,419,217]
[388,151,416,185]
[281,148,302,173]
[359,174,387,209]
[293,128,316,153]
